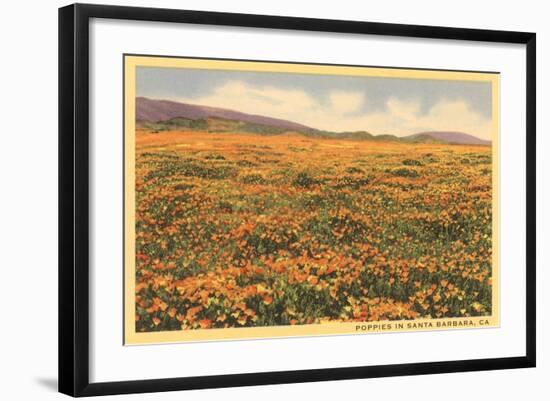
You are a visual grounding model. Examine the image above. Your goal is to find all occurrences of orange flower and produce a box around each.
[199,319,212,329]
[307,275,318,285]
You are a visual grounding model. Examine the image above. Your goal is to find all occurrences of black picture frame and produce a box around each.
[59,3,536,397]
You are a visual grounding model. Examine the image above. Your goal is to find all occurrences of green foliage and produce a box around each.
[240,174,269,185]
[292,171,318,188]
[402,159,424,166]
[388,167,420,178]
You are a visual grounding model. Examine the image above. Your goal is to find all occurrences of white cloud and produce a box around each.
[175,81,316,123]
[171,81,493,140]
[329,91,365,114]
[385,97,421,122]
[342,98,493,140]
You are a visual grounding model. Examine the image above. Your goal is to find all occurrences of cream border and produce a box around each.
[124,55,500,345]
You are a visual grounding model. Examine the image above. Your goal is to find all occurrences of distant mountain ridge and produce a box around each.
[136,97,490,145]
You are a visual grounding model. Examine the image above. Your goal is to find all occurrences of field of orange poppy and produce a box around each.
[133,129,493,332]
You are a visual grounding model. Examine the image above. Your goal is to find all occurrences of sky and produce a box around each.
[136,66,494,140]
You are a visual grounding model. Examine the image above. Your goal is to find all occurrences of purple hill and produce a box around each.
[136,97,315,133]
[405,131,491,145]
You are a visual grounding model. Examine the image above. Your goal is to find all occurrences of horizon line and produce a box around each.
[136,96,491,142]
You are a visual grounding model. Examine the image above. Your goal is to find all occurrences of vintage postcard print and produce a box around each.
[124,55,499,344]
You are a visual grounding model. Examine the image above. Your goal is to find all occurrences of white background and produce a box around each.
[90,18,526,383]
[0,0,546,399]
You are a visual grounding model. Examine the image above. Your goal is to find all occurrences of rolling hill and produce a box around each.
[136,97,490,145]
[136,97,315,133]
[403,131,491,146]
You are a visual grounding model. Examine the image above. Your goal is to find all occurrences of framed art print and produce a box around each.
[59,3,536,397]
[124,56,501,344]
